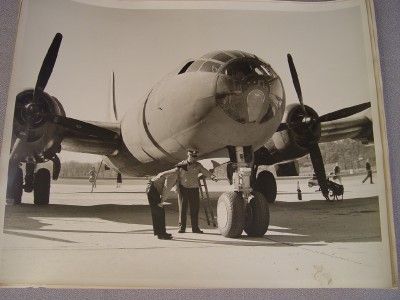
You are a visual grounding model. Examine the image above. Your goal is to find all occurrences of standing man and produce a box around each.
[177,148,217,234]
[362,159,373,184]
[334,163,342,184]
[146,169,178,240]
[116,172,122,188]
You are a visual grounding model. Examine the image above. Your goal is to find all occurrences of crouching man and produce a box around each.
[146,169,178,240]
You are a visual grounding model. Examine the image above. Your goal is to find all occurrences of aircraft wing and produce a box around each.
[254,101,372,199]
[319,114,372,144]
[256,105,372,164]
[8,33,122,165]
[10,111,122,165]
[55,118,121,156]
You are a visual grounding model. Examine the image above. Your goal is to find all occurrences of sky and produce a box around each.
[9,0,374,163]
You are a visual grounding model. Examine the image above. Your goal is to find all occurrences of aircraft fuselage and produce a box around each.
[105,50,286,176]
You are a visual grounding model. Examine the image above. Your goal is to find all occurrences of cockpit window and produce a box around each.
[186,59,223,73]
[215,59,283,124]
[223,60,276,81]
[201,51,219,59]
[200,61,222,73]
[186,60,205,72]
[212,52,233,63]
[260,64,273,77]
[178,61,194,74]
[224,60,254,78]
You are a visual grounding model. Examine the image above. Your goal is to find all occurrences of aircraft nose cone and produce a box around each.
[215,57,285,124]
[215,74,271,124]
[246,88,267,122]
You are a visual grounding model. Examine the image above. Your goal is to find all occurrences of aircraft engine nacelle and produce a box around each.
[12,89,66,163]
[261,104,321,164]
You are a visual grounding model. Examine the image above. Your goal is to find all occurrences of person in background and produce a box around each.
[88,166,96,192]
[362,159,373,184]
[146,169,178,240]
[176,148,217,234]
[333,163,342,184]
[116,172,122,188]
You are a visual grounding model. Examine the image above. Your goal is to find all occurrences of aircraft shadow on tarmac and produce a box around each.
[3,191,381,246]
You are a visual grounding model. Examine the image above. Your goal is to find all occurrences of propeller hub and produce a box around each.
[15,90,48,127]
[286,104,321,146]
[24,103,45,125]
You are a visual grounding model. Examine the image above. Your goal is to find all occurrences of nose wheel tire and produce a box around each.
[217,192,245,238]
[33,168,51,205]
[244,192,270,237]
[6,167,23,205]
[254,170,277,203]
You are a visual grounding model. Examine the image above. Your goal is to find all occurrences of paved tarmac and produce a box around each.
[0,174,393,288]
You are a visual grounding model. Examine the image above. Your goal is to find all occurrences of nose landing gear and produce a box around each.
[217,146,271,238]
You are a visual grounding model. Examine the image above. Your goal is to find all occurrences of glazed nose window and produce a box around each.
[246,89,266,122]
[215,59,284,124]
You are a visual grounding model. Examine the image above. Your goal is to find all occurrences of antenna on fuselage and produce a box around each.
[109,71,118,121]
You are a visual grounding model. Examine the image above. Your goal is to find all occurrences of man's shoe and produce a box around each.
[157,233,173,240]
[192,228,204,234]
[178,228,186,233]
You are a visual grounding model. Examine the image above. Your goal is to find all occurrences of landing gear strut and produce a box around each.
[24,161,35,193]
[34,168,51,205]
[217,146,270,238]
[6,165,23,205]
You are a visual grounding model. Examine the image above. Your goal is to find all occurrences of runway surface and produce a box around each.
[0,174,393,288]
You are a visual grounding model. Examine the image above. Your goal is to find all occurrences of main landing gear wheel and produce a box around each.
[254,170,277,203]
[33,168,51,205]
[217,192,245,238]
[244,192,270,237]
[6,167,23,205]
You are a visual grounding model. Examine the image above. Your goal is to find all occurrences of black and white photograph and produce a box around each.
[0,0,396,288]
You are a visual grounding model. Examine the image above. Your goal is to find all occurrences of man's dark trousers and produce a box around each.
[362,171,373,184]
[178,185,200,231]
[146,182,166,235]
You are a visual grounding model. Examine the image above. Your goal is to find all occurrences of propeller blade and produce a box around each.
[308,143,329,199]
[318,102,371,123]
[9,137,23,162]
[287,54,305,113]
[276,123,288,132]
[33,33,63,101]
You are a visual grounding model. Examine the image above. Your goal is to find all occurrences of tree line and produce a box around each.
[298,139,376,174]
[59,139,376,178]
[59,161,118,178]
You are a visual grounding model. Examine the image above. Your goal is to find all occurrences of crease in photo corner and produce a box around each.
[0,0,398,289]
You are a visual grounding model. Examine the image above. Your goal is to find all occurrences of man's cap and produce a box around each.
[187,148,199,156]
